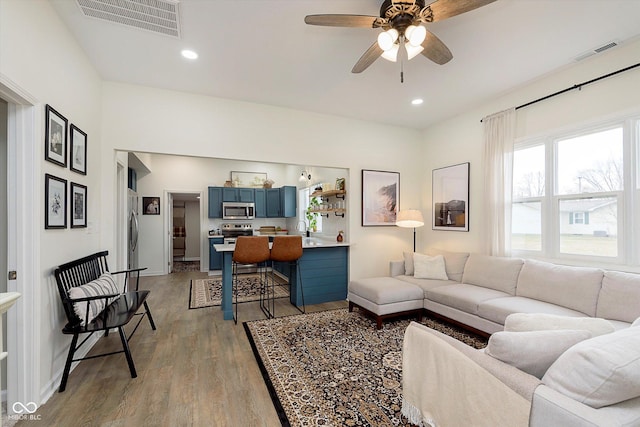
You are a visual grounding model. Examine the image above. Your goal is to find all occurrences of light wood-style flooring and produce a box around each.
[17,271,347,426]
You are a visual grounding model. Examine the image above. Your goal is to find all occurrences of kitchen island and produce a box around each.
[213,237,350,320]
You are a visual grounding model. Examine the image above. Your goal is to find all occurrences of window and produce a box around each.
[511,117,638,265]
[298,187,322,232]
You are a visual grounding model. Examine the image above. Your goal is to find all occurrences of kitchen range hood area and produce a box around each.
[123,151,349,275]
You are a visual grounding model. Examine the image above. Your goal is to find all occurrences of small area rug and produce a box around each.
[189,273,289,309]
[244,309,487,426]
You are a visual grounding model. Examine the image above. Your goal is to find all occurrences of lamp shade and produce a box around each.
[396,209,424,228]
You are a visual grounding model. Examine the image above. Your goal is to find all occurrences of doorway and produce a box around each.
[168,192,201,273]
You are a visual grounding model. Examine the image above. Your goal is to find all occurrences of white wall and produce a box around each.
[420,38,640,260]
[0,0,104,402]
[102,84,424,280]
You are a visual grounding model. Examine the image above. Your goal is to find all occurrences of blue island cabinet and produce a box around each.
[290,246,348,305]
[209,237,224,270]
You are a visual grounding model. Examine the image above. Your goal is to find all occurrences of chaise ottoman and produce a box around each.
[348,277,424,329]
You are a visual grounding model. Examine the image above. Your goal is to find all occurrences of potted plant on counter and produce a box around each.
[306,196,320,232]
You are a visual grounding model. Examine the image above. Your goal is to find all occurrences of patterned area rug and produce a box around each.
[244,309,487,426]
[189,273,289,309]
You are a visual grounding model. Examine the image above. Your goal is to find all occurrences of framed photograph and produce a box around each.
[230,171,267,188]
[45,174,67,229]
[362,169,399,226]
[70,124,87,175]
[70,182,87,228]
[44,104,68,167]
[143,196,160,215]
[432,162,470,231]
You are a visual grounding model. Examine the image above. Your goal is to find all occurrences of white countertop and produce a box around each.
[213,237,350,252]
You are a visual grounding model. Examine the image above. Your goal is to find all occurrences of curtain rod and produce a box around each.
[480,62,640,123]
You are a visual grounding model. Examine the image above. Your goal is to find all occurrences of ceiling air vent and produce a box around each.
[574,40,619,62]
[76,0,181,38]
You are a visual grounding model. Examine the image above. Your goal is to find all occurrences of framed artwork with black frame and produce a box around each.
[70,182,87,228]
[432,162,470,231]
[45,174,67,229]
[143,196,160,215]
[44,104,68,167]
[361,169,399,226]
[70,124,87,175]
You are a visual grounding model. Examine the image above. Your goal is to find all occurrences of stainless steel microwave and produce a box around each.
[222,202,255,220]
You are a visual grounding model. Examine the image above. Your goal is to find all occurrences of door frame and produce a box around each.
[1,73,40,408]
[164,190,203,274]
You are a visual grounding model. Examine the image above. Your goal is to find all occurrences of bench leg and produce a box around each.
[118,326,137,378]
[143,301,156,330]
[59,333,79,392]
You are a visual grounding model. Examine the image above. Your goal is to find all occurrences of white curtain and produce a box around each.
[482,108,516,256]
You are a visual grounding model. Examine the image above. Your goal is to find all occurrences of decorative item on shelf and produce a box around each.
[224,180,233,187]
[336,178,345,191]
[263,179,274,189]
[314,185,323,192]
[306,196,320,232]
[337,230,344,242]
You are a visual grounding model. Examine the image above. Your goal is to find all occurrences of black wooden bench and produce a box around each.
[54,251,156,392]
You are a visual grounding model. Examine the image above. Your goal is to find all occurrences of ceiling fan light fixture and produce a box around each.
[381,44,400,62]
[405,25,427,47]
[377,28,399,51]
[405,42,424,60]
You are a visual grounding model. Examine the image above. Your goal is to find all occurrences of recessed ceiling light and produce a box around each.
[181,49,198,60]
[411,98,424,106]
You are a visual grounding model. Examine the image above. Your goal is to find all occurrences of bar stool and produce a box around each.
[269,235,305,316]
[232,236,270,324]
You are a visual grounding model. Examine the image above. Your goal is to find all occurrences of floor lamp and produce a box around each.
[396,209,424,252]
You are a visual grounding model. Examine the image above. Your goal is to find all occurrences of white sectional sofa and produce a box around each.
[379,249,639,332]
[348,249,640,426]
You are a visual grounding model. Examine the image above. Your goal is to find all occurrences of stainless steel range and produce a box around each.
[221,223,254,244]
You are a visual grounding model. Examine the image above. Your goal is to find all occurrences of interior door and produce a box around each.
[168,193,174,273]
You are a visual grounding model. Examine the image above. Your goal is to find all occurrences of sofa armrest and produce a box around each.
[402,322,538,427]
[530,386,617,427]
[390,260,404,277]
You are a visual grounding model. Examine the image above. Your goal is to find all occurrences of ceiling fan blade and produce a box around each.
[420,30,453,65]
[352,42,383,73]
[304,14,384,28]
[429,0,496,22]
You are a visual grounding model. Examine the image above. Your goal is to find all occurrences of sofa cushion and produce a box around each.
[504,313,615,337]
[542,326,640,409]
[413,253,449,280]
[394,275,453,297]
[596,270,640,323]
[634,317,640,327]
[425,249,470,283]
[403,252,415,275]
[461,254,523,295]
[486,330,592,379]
[477,296,587,326]
[348,277,423,305]
[516,259,603,316]
[425,284,510,315]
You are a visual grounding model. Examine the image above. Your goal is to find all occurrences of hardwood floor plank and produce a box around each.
[16,271,347,426]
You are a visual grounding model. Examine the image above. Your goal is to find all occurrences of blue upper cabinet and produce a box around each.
[222,187,255,202]
[208,187,222,218]
[266,188,281,217]
[255,189,266,218]
[280,186,297,218]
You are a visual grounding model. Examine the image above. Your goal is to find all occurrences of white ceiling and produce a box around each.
[50,0,640,130]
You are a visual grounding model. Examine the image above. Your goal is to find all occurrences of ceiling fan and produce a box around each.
[305,0,496,74]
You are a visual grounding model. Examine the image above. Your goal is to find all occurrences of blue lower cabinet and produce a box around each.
[292,246,348,305]
[209,237,224,270]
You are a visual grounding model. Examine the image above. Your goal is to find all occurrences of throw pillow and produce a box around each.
[403,251,415,276]
[504,313,615,337]
[633,317,640,327]
[413,253,448,280]
[68,272,120,326]
[542,327,640,408]
[485,330,592,379]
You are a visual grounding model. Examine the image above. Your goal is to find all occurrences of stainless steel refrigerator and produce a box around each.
[127,189,139,270]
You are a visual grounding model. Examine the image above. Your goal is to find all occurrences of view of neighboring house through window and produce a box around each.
[511,119,637,264]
